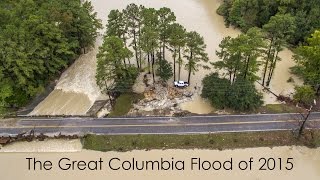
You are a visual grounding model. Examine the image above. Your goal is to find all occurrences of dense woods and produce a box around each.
[201,0,320,111]
[0,0,101,113]
[96,4,209,97]
[217,0,320,45]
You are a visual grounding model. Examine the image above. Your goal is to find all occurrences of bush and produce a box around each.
[225,79,263,111]
[293,85,316,106]
[201,73,263,111]
[157,60,173,82]
[201,73,230,109]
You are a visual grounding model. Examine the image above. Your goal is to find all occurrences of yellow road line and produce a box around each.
[2,119,319,129]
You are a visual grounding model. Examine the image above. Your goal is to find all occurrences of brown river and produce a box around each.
[30,0,302,115]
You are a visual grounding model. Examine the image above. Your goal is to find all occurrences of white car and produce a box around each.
[174,81,189,87]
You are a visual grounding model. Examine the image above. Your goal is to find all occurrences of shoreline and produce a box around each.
[1,130,319,153]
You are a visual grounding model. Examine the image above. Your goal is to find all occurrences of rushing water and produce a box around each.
[30,39,105,116]
[30,0,302,115]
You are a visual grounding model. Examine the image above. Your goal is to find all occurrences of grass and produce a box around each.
[82,130,320,152]
[108,93,144,117]
[258,104,300,114]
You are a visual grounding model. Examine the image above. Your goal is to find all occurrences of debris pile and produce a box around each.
[129,83,195,116]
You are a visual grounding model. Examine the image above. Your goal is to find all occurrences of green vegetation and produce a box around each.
[216,0,320,112]
[294,30,320,94]
[217,0,320,45]
[262,13,296,86]
[259,104,300,114]
[96,36,137,98]
[293,85,316,106]
[96,4,209,100]
[0,0,102,114]
[218,0,320,97]
[203,28,264,112]
[185,31,209,85]
[108,93,144,117]
[157,60,173,82]
[82,130,320,152]
[214,27,265,83]
[202,73,263,111]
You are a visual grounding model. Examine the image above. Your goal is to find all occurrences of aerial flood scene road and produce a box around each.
[0,0,319,180]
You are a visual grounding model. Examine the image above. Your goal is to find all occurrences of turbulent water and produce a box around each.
[30,0,302,115]
[30,39,105,116]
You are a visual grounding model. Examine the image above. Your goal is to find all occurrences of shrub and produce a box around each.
[201,73,263,111]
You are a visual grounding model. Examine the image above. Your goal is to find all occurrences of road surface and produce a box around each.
[1,113,320,136]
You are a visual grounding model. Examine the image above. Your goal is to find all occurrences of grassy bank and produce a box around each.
[82,130,320,152]
[258,104,301,114]
[108,93,144,117]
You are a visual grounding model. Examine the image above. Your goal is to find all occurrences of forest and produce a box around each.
[0,0,101,113]
[215,0,320,109]
[217,0,320,45]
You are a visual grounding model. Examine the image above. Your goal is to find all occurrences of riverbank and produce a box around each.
[82,130,320,152]
[1,129,319,152]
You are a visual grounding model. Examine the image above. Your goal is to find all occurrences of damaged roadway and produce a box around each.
[1,112,320,137]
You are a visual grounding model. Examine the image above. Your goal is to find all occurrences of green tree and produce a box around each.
[262,13,296,86]
[293,85,316,106]
[225,79,263,111]
[201,73,230,109]
[168,23,187,81]
[0,80,13,115]
[96,36,133,97]
[228,0,259,31]
[106,10,127,39]
[241,27,266,81]
[157,7,176,64]
[77,1,102,53]
[0,0,102,112]
[214,28,265,83]
[140,8,159,83]
[217,0,320,45]
[123,3,144,69]
[201,73,263,111]
[157,60,173,82]
[184,31,209,85]
[294,30,320,94]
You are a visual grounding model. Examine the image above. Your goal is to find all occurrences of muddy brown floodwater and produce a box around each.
[30,0,302,115]
[0,140,319,180]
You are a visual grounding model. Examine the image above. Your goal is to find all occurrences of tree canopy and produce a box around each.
[294,30,320,94]
[201,73,263,111]
[218,0,320,45]
[97,4,209,96]
[0,0,101,113]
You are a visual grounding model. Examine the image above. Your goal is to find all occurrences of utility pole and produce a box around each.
[298,99,317,138]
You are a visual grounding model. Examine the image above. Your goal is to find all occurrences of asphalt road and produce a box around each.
[1,113,320,136]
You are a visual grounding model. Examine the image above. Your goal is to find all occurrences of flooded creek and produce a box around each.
[31,0,301,115]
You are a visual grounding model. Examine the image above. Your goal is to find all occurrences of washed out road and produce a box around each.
[1,113,320,136]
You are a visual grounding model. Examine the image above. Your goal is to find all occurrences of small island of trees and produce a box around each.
[96,4,209,101]
[96,2,320,112]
